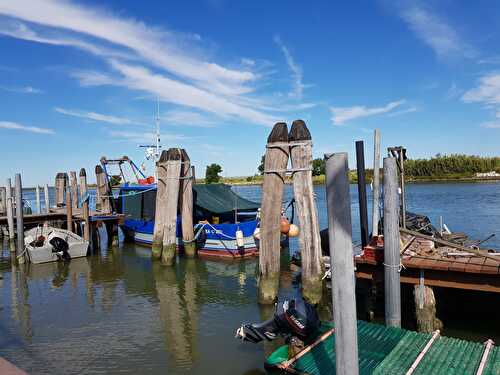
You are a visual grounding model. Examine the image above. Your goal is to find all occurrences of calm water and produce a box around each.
[1,182,499,374]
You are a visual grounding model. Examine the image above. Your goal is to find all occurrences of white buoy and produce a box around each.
[236,229,244,248]
[288,224,300,237]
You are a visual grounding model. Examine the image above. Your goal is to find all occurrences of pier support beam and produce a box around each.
[372,129,381,236]
[180,149,196,257]
[356,140,369,248]
[383,157,402,327]
[259,122,289,304]
[289,120,322,304]
[325,152,359,375]
[15,173,24,255]
[414,283,443,333]
[6,178,14,241]
[79,168,90,242]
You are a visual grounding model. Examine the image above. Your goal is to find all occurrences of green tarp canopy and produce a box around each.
[193,184,260,214]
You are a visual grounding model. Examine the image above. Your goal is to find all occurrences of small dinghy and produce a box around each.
[24,226,89,264]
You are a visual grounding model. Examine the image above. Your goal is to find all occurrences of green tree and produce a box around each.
[258,155,265,175]
[312,158,325,176]
[205,163,223,183]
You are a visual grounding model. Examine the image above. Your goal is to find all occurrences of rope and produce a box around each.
[383,261,405,272]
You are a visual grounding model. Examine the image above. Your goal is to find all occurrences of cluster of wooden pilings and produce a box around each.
[152,148,195,265]
[259,120,323,304]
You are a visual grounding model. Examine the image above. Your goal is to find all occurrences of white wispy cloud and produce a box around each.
[480,121,500,129]
[462,73,500,128]
[387,106,418,117]
[54,107,145,125]
[0,0,286,127]
[274,35,305,99]
[108,130,188,144]
[398,4,475,59]
[330,100,405,125]
[444,82,463,101]
[162,110,216,128]
[0,85,42,94]
[0,120,54,134]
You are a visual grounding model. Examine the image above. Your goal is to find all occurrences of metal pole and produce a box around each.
[35,185,41,214]
[383,157,401,327]
[355,141,369,248]
[15,174,24,254]
[6,178,15,241]
[399,151,406,228]
[325,152,359,375]
[372,129,381,236]
[44,184,50,213]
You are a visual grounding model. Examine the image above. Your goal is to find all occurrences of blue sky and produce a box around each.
[1,0,500,185]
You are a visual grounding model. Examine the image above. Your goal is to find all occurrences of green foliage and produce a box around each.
[312,158,325,176]
[404,154,500,178]
[205,163,223,183]
[258,155,265,175]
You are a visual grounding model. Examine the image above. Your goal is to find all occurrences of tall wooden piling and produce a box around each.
[35,185,41,214]
[79,168,90,242]
[44,184,50,213]
[6,178,15,241]
[259,122,289,304]
[152,152,168,260]
[0,186,5,215]
[372,129,381,236]
[414,283,443,333]
[15,174,24,254]
[289,120,322,304]
[70,171,78,210]
[162,149,182,265]
[325,152,359,375]
[180,149,196,257]
[383,157,401,327]
[55,172,66,207]
[95,165,111,213]
[64,173,73,232]
[356,140,369,248]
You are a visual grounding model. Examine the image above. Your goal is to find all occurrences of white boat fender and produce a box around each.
[253,227,260,240]
[236,229,245,248]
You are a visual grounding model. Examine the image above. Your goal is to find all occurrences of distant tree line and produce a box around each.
[404,154,500,177]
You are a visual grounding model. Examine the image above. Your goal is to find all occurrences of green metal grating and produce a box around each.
[266,321,499,375]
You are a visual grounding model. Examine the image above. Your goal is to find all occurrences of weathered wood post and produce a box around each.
[325,152,359,375]
[163,149,182,265]
[383,157,401,327]
[79,168,90,242]
[55,172,66,207]
[95,165,111,213]
[15,173,24,254]
[35,185,41,214]
[6,178,15,241]
[70,171,78,210]
[44,184,50,213]
[372,129,381,236]
[180,149,196,257]
[0,186,5,215]
[259,122,289,304]
[289,120,322,304]
[64,173,73,232]
[414,282,443,333]
[355,140,369,248]
[152,152,168,260]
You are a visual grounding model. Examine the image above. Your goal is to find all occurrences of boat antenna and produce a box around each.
[155,95,161,162]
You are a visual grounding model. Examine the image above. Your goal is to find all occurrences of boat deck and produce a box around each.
[266,321,499,375]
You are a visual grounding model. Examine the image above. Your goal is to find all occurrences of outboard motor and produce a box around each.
[235,298,320,344]
[49,236,71,261]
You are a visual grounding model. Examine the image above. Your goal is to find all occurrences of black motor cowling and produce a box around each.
[235,298,320,344]
[49,236,71,261]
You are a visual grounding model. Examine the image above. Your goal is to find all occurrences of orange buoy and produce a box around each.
[288,224,300,237]
[280,216,290,234]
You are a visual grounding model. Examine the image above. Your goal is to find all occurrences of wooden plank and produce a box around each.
[259,122,289,304]
[289,120,322,304]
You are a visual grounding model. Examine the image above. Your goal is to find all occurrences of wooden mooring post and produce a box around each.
[70,171,78,210]
[15,173,24,254]
[35,185,41,214]
[6,178,15,241]
[289,120,322,304]
[55,172,66,207]
[372,129,381,236]
[95,165,111,213]
[356,140,369,248]
[79,168,90,242]
[325,152,359,375]
[44,184,50,213]
[64,173,73,232]
[414,277,443,333]
[180,149,196,257]
[259,122,289,304]
[383,157,401,327]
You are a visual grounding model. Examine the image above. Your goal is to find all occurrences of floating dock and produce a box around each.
[266,321,499,375]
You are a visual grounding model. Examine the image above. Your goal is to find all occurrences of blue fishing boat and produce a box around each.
[117,183,262,258]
